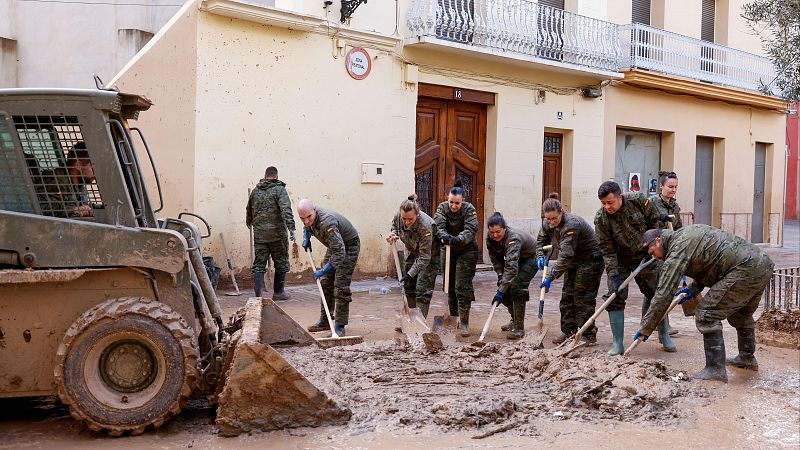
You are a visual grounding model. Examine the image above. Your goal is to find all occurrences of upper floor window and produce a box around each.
[632,0,651,25]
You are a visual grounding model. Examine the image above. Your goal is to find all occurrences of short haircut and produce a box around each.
[487,211,506,228]
[598,180,622,198]
[641,228,663,248]
[265,166,278,178]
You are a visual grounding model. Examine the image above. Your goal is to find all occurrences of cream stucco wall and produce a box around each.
[603,85,786,243]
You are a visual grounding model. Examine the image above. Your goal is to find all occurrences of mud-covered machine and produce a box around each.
[0,88,349,436]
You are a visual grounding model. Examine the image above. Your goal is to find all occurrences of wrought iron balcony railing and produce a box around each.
[406,0,623,73]
[621,23,777,94]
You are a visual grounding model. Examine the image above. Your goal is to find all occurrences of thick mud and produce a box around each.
[281,340,710,438]
[757,309,800,349]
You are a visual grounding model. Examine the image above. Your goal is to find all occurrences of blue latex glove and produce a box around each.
[536,256,546,270]
[633,330,649,342]
[302,228,312,252]
[400,273,413,285]
[540,277,551,293]
[440,234,453,245]
[312,262,333,280]
[491,290,504,306]
[450,235,462,245]
[675,287,694,303]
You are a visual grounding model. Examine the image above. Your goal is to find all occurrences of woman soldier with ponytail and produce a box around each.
[652,171,683,230]
[434,180,479,337]
[536,193,604,346]
[387,195,441,318]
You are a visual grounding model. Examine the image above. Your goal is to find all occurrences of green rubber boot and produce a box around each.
[659,316,677,352]
[607,310,625,356]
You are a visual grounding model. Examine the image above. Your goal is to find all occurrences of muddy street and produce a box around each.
[1,245,799,449]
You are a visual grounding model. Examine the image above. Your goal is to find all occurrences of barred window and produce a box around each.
[12,115,104,218]
[0,113,35,213]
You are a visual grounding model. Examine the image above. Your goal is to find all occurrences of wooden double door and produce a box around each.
[414,97,487,253]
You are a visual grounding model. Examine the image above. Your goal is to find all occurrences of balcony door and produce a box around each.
[415,90,488,255]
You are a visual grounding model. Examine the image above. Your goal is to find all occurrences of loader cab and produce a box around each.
[0,89,158,228]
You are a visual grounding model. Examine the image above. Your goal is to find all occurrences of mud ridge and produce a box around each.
[281,340,710,436]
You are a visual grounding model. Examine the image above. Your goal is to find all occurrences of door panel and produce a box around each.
[415,97,486,256]
[694,137,714,225]
[752,143,766,243]
[542,133,562,202]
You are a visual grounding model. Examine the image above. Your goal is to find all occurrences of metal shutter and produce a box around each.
[539,0,565,10]
[631,0,651,25]
[701,0,716,42]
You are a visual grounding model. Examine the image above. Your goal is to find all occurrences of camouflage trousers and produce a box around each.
[695,253,773,334]
[500,256,538,313]
[444,247,478,316]
[604,255,661,312]
[318,237,360,326]
[558,256,603,339]
[401,251,440,308]
[251,239,289,274]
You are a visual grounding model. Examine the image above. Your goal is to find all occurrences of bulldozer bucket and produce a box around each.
[216,298,351,436]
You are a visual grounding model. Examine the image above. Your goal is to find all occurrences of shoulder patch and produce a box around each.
[424,232,431,237]
[508,240,516,245]
[566,230,574,235]
[644,199,650,206]
[326,226,333,233]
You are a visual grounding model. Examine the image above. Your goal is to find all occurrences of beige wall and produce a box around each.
[604,85,786,243]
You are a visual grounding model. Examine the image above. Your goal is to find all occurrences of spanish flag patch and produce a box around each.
[567,230,574,236]
[424,232,431,237]
[508,240,516,245]
[326,226,333,233]
[644,199,650,206]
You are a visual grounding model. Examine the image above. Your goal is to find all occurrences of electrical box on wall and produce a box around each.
[361,162,384,184]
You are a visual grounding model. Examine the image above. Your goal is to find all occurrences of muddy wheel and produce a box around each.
[54,297,199,436]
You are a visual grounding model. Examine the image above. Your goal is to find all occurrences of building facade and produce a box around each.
[109,0,787,276]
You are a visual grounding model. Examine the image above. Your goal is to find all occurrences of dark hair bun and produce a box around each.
[453,179,463,188]
[407,194,417,201]
[548,192,559,200]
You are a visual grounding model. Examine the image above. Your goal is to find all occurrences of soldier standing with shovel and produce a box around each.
[536,193,604,346]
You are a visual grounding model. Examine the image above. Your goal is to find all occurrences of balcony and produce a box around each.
[406,0,623,77]
[621,23,777,95]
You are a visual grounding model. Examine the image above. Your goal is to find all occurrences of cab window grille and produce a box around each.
[0,113,35,213]
[12,115,104,218]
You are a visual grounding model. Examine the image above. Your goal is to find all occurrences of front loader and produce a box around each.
[0,88,348,435]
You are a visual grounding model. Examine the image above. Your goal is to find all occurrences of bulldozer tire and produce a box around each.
[54,297,199,436]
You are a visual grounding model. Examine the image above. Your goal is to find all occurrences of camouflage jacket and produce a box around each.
[650,194,683,230]
[536,212,601,281]
[488,227,537,293]
[246,179,295,243]
[594,192,660,278]
[306,207,359,268]
[391,211,441,277]
[434,201,478,253]
[35,168,92,218]
[640,224,774,335]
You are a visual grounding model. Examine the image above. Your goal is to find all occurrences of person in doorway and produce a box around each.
[387,195,441,319]
[651,171,684,231]
[636,225,774,382]
[38,142,98,218]
[537,193,604,345]
[651,170,684,337]
[246,166,296,300]
[435,180,479,337]
[486,212,538,339]
[298,199,360,337]
[594,180,676,355]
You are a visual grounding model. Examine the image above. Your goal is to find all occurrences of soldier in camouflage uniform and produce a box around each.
[435,181,479,337]
[297,199,360,337]
[387,196,441,318]
[537,194,603,345]
[486,212,538,339]
[246,166,296,300]
[35,144,98,218]
[651,171,683,231]
[637,225,774,382]
[594,180,676,355]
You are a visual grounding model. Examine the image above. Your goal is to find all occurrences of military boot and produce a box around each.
[607,310,625,356]
[272,271,290,301]
[418,302,430,319]
[691,330,728,382]
[253,272,265,297]
[459,305,470,337]
[448,295,458,317]
[307,317,330,332]
[726,327,758,371]
[333,324,346,337]
[501,303,514,331]
[658,317,677,352]
[506,301,525,340]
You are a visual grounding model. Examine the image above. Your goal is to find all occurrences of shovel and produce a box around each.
[624,292,687,357]
[433,244,458,330]
[219,232,241,296]
[526,245,554,348]
[390,242,443,351]
[557,257,656,357]
[306,250,363,346]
